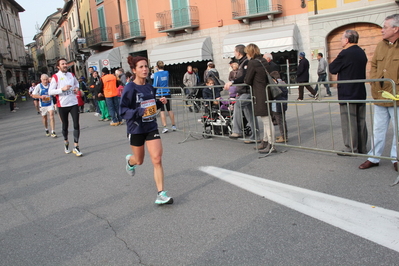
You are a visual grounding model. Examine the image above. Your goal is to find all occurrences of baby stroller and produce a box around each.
[186,87,203,113]
[201,99,233,138]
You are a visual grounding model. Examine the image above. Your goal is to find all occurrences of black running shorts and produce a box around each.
[158,95,172,112]
[129,130,161,146]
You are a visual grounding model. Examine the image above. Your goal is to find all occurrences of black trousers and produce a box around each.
[58,104,80,143]
[9,97,15,111]
[340,103,367,154]
[298,85,316,100]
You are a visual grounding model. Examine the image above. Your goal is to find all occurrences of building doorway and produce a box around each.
[165,61,209,88]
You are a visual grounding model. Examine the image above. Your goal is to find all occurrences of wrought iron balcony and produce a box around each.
[156,6,199,35]
[231,0,282,23]
[115,19,146,43]
[86,27,113,48]
[19,55,34,67]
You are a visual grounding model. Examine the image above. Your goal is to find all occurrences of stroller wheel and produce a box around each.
[203,129,212,139]
[188,107,193,112]
[194,105,200,113]
[245,126,252,137]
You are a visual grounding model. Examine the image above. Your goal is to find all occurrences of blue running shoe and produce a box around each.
[155,191,173,204]
[125,154,136,176]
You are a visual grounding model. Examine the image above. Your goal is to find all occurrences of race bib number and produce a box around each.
[42,95,51,102]
[141,99,156,122]
[62,89,74,96]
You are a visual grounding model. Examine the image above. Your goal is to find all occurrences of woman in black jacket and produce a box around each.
[244,43,275,153]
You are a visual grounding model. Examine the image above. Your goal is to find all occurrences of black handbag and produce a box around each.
[208,71,225,86]
[255,59,283,100]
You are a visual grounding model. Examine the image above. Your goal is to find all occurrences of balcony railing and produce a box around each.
[18,55,34,67]
[115,19,146,42]
[231,0,282,22]
[156,6,199,34]
[86,27,113,48]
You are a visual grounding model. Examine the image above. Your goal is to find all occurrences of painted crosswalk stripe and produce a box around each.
[200,166,399,253]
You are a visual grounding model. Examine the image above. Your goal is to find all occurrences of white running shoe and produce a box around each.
[64,142,71,154]
[162,128,168,134]
[72,146,83,157]
[155,191,173,204]
[125,154,136,176]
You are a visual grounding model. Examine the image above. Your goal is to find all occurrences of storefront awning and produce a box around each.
[87,47,121,71]
[223,24,300,58]
[149,37,213,66]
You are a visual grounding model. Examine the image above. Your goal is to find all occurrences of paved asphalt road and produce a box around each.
[1,96,399,265]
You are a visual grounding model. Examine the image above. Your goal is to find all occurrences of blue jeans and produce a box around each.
[367,105,399,163]
[106,97,122,123]
[93,99,101,114]
[314,73,331,95]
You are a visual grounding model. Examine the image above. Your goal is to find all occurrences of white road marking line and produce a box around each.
[200,166,399,252]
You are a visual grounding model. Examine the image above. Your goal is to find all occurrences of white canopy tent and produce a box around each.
[222,24,301,58]
[149,37,213,66]
[86,47,121,74]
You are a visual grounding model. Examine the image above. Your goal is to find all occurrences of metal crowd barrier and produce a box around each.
[264,78,399,186]
[157,78,398,186]
[153,87,186,133]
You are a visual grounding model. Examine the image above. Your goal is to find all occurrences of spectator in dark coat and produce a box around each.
[224,44,259,143]
[329,29,368,154]
[296,52,317,101]
[244,43,274,153]
[263,53,280,73]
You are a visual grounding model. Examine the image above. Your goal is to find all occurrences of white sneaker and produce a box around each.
[162,128,168,134]
[125,154,136,176]
[171,125,177,131]
[72,146,83,157]
[64,142,71,154]
[155,191,173,204]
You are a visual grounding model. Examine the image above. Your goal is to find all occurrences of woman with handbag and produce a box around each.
[244,43,276,154]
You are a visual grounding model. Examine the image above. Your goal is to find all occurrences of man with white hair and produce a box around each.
[32,74,57,138]
[359,14,399,171]
[263,53,280,73]
[115,68,127,85]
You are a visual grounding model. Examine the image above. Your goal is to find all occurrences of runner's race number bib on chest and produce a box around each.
[141,99,156,122]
